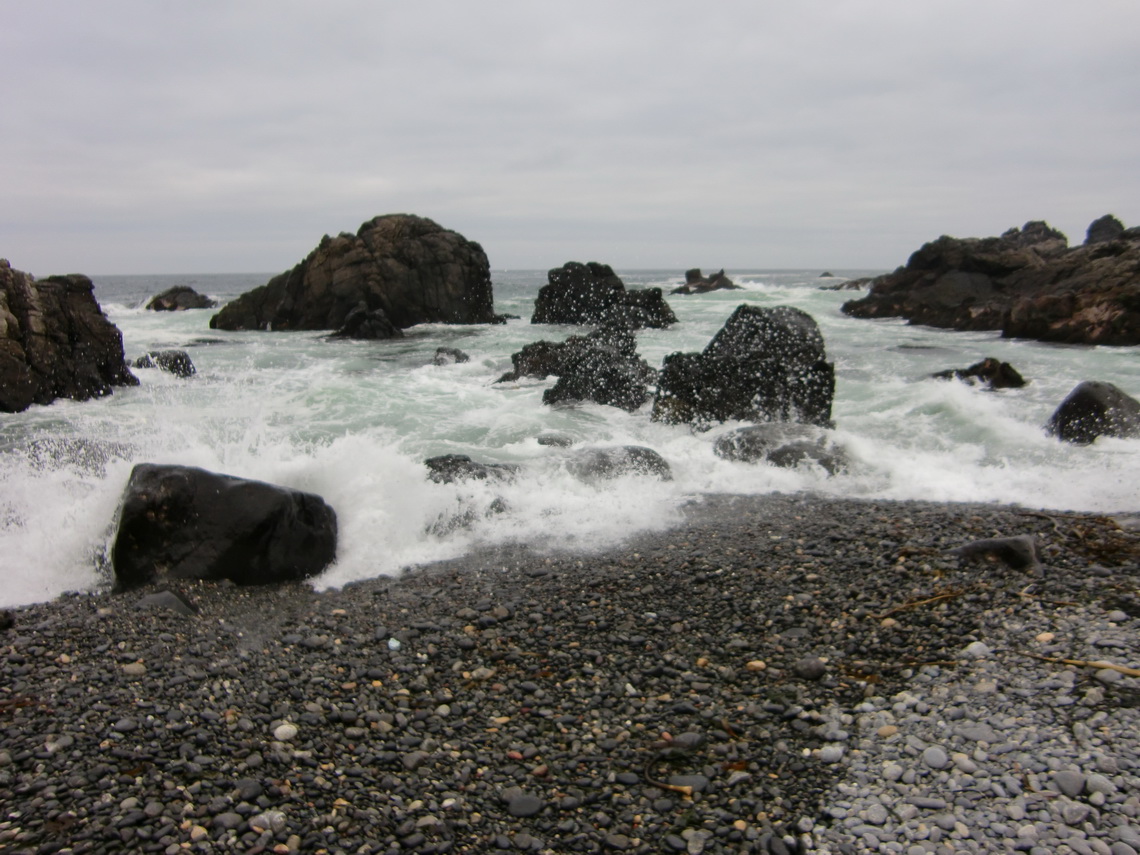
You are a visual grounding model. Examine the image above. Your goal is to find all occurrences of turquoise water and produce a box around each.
[0,269,1136,606]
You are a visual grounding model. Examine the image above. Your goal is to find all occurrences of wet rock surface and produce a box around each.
[3,494,1139,854]
[531,262,677,329]
[145,286,217,311]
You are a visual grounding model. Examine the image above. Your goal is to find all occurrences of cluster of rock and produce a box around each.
[210,214,500,337]
[0,260,138,413]
[842,215,1140,345]
[670,268,741,295]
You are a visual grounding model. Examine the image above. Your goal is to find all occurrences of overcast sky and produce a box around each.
[3,2,1138,275]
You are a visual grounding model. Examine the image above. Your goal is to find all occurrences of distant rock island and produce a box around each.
[671,268,741,295]
[210,214,499,334]
[841,215,1140,345]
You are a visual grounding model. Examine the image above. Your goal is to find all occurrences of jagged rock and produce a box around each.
[565,446,672,482]
[531,262,676,329]
[432,347,470,365]
[713,424,848,474]
[329,302,403,340]
[1045,381,1140,445]
[134,349,196,378]
[931,357,1026,389]
[498,326,656,412]
[652,305,835,430]
[671,268,742,295]
[424,454,520,484]
[111,464,338,589]
[0,260,138,412]
[210,214,499,332]
[842,218,1140,345]
[146,286,217,311]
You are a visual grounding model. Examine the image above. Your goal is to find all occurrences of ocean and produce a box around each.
[1,269,1137,608]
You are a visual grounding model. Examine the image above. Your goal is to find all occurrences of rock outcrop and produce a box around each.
[1045,381,1140,445]
[498,327,656,412]
[841,218,1140,346]
[671,268,742,295]
[210,215,498,333]
[652,305,835,430]
[531,262,676,329]
[111,464,338,589]
[146,286,217,311]
[1,260,138,413]
[133,349,196,378]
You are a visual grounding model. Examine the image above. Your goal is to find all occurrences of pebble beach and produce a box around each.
[2,493,1139,855]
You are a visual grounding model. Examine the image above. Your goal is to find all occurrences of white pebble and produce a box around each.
[274,723,298,741]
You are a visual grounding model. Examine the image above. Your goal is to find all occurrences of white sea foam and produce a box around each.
[0,270,1136,607]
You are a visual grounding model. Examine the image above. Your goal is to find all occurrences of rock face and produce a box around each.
[498,327,656,412]
[111,464,338,589]
[1045,381,1140,445]
[671,268,742,295]
[0,260,138,413]
[841,218,1140,346]
[329,302,403,340]
[146,286,217,311]
[133,350,196,378]
[652,305,835,430]
[531,262,676,329]
[210,215,497,332]
[931,358,1026,389]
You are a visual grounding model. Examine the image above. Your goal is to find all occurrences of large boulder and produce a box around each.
[531,262,677,329]
[146,286,217,311]
[842,218,1140,345]
[498,326,656,412]
[652,305,835,430]
[111,464,338,588]
[133,349,196,378]
[210,214,498,332]
[1045,381,1140,445]
[671,268,742,295]
[0,260,138,413]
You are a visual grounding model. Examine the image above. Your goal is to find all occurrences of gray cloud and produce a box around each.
[2,1,1138,274]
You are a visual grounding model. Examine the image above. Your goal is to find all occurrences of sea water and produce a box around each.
[1,269,1137,607]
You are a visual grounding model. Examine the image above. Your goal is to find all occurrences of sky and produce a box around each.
[2,1,1139,276]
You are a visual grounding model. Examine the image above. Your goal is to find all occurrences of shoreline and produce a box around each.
[2,493,1139,853]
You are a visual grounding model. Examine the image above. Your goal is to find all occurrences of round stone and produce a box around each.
[507,793,545,817]
[922,746,950,769]
[273,723,298,741]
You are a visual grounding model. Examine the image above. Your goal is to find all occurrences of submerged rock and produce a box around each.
[133,349,196,377]
[111,463,338,589]
[0,260,138,412]
[1046,381,1140,444]
[931,357,1026,389]
[531,262,676,329]
[713,424,848,474]
[424,454,520,484]
[210,214,498,332]
[432,347,470,365]
[146,286,217,311]
[653,304,835,430]
[565,446,672,482]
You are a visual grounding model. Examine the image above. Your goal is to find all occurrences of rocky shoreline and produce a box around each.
[2,494,1139,854]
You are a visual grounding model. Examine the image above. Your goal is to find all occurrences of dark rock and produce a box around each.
[499,327,656,412]
[145,286,217,311]
[713,424,847,474]
[793,656,827,680]
[820,277,870,292]
[1086,214,1125,245]
[329,302,403,340]
[819,272,835,278]
[210,214,498,332]
[0,610,12,631]
[652,304,835,430]
[133,349,196,378]
[930,357,1026,389]
[432,347,470,365]
[949,535,1042,573]
[671,268,742,295]
[505,792,545,818]
[842,218,1140,345]
[111,463,338,589]
[531,262,677,329]
[424,454,520,484]
[0,260,138,413]
[1045,380,1140,444]
[565,446,672,482]
[536,432,575,447]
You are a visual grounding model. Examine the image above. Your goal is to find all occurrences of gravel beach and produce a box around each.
[2,493,1139,855]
